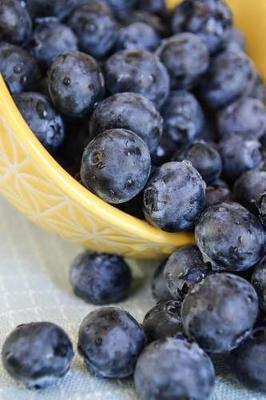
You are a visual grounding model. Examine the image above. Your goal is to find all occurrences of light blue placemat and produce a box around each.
[0,196,264,400]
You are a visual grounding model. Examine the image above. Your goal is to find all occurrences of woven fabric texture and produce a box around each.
[0,196,264,400]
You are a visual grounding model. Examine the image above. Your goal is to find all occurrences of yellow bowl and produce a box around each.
[0,0,265,259]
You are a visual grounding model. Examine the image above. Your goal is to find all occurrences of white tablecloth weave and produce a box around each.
[0,196,264,400]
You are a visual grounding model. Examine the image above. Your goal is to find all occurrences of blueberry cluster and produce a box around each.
[1,0,266,398]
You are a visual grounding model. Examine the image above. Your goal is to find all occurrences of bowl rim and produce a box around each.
[0,75,194,248]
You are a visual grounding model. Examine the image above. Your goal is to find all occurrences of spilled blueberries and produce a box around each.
[1,0,266,398]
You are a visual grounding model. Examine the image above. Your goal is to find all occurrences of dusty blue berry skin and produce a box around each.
[233,170,266,215]
[206,179,232,207]
[182,273,259,353]
[68,3,118,59]
[30,21,78,67]
[201,50,256,109]
[225,27,245,52]
[157,33,209,90]
[139,0,166,15]
[143,300,184,342]
[81,129,151,204]
[218,135,262,182]
[218,97,266,140]
[78,307,146,378]
[123,10,168,37]
[250,74,266,104]
[0,0,32,45]
[14,92,65,153]
[195,201,266,272]
[0,43,41,94]
[69,251,132,305]
[231,328,266,392]
[116,22,160,52]
[1,322,74,389]
[89,92,163,152]
[27,0,90,19]
[259,194,266,227]
[173,141,222,184]
[143,161,206,232]
[151,262,173,302]
[48,51,105,117]
[164,245,211,300]
[134,338,215,400]
[104,49,170,109]
[161,90,205,147]
[171,0,232,54]
[105,0,138,18]
[251,256,266,312]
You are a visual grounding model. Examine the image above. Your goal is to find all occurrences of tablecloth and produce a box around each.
[0,195,264,400]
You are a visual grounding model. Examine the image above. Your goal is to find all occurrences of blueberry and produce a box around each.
[161,90,205,147]
[2,322,74,389]
[14,92,65,153]
[251,257,266,312]
[206,179,233,206]
[70,251,132,305]
[218,135,262,182]
[68,3,118,59]
[139,0,166,15]
[231,328,266,392]
[134,338,215,400]
[81,129,151,204]
[0,0,32,45]
[105,0,138,18]
[173,141,222,184]
[201,50,256,109]
[0,43,41,94]
[27,0,89,19]
[258,193,266,227]
[195,201,266,272]
[151,134,176,167]
[151,262,173,302]
[164,245,211,300]
[143,161,206,232]
[30,21,78,67]
[78,307,146,378]
[48,51,105,117]
[182,273,259,353]
[116,22,160,52]
[104,49,170,109]
[171,0,233,55]
[143,300,184,342]
[250,74,266,104]
[218,97,266,140]
[123,10,168,37]
[157,33,209,90]
[233,170,266,214]
[89,92,163,153]
[225,27,245,52]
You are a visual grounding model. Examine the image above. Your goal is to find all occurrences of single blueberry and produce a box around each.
[15,92,65,153]
[80,129,151,204]
[116,22,160,52]
[231,327,266,392]
[78,307,146,378]
[30,21,78,67]
[161,90,206,147]
[218,135,262,182]
[251,256,266,313]
[2,322,74,389]
[218,97,266,140]
[0,0,32,45]
[70,251,132,305]
[143,161,206,232]
[0,43,41,94]
[134,338,215,400]
[104,49,170,109]
[151,262,173,302]
[68,2,118,59]
[48,51,105,117]
[201,50,256,109]
[195,201,266,272]
[157,33,209,90]
[164,245,211,300]
[143,300,184,342]
[233,169,266,214]
[89,92,163,153]
[173,141,222,184]
[171,0,233,54]
[182,273,259,353]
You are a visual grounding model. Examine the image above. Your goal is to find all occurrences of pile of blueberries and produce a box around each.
[1,0,266,398]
